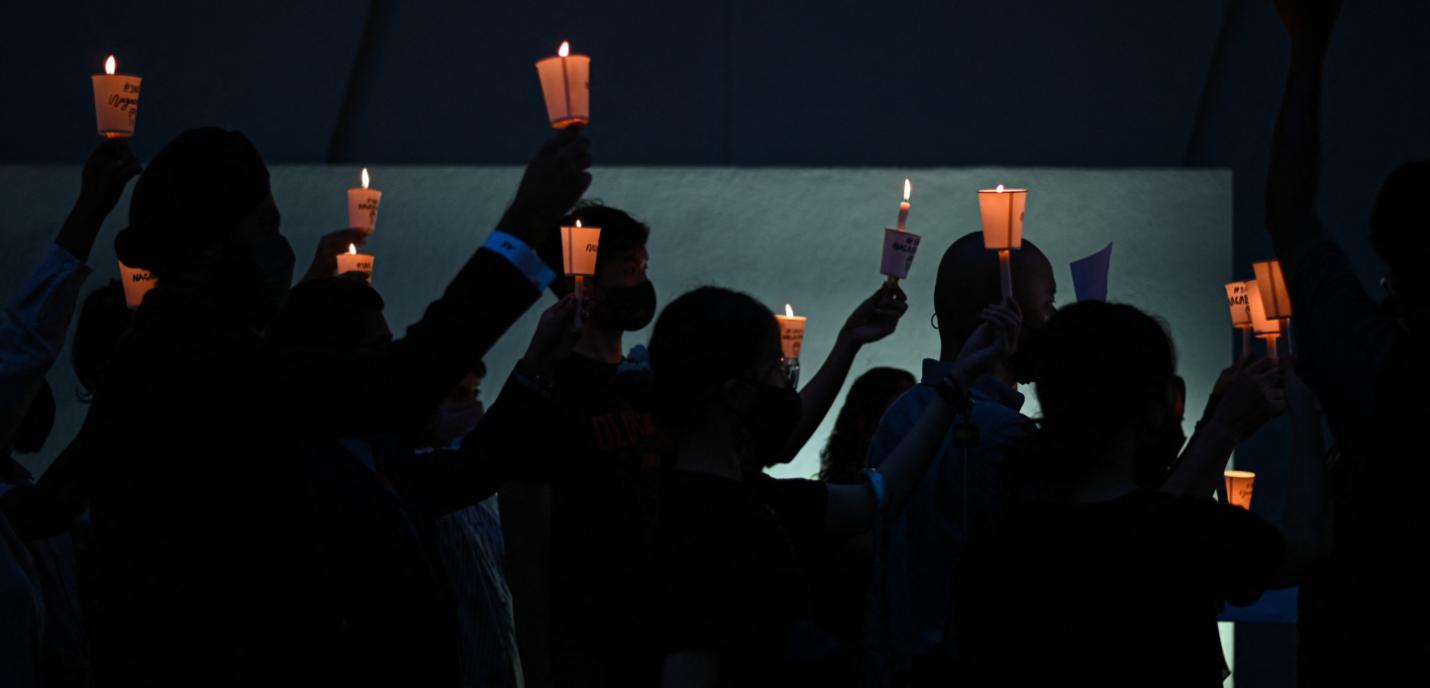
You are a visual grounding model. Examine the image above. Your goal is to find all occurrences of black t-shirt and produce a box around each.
[520,354,662,654]
[658,470,828,687]
[957,489,1283,687]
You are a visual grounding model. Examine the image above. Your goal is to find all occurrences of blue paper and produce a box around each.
[1070,242,1113,302]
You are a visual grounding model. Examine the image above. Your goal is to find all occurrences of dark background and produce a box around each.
[4,2,1428,685]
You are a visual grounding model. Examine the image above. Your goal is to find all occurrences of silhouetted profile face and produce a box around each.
[934,232,1057,383]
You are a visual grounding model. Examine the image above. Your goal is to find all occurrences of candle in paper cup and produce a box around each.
[347,168,382,234]
[775,304,807,360]
[1252,260,1293,320]
[1225,281,1253,330]
[535,41,591,128]
[1224,470,1256,510]
[1247,279,1284,359]
[559,219,601,277]
[92,55,141,138]
[336,243,374,283]
[117,260,157,309]
[880,228,922,280]
[979,184,1027,301]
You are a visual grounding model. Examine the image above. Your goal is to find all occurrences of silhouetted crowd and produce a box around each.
[2,3,1426,686]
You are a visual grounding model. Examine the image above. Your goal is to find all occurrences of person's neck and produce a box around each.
[674,410,742,480]
[938,344,1017,388]
[573,322,624,364]
[1038,432,1139,505]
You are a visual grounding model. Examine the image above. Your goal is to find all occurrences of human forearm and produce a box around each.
[1266,35,1332,275]
[1162,419,1240,497]
[786,334,861,458]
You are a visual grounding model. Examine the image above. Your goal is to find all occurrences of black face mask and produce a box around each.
[736,382,804,469]
[220,232,296,330]
[1132,404,1186,489]
[596,279,657,332]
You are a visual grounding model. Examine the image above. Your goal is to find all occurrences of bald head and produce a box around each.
[934,232,1057,365]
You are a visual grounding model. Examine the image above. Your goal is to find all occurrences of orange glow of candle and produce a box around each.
[1224,470,1256,510]
[92,54,141,138]
[896,178,912,231]
[347,167,382,234]
[336,243,375,283]
[775,304,808,360]
[536,41,591,128]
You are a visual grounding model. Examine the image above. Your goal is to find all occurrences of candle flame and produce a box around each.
[575,219,582,227]
[996,184,1005,193]
[105,55,116,75]
[558,41,571,57]
[785,304,794,318]
[903,178,911,202]
[361,168,370,189]
[347,243,358,255]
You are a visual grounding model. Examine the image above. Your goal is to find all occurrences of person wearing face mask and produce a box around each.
[648,286,1020,687]
[16,125,591,687]
[956,301,1329,687]
[491,202,661,688]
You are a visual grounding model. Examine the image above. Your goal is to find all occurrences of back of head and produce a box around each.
[819,366,916,483]
[537,201,651,297]
[1371,160,1430,307]
[649,286,776,430]
[265,277,386,353]
[74,280,133,399]
[934,232,1054,365]
[1017,301,1175,489]
[115,127,271,277]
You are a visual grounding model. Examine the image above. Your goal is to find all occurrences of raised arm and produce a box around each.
[1163,358,1284,497]
[824,302,1019,534]
[1265,0,1342,275]
[1273,359,1330,587]
[0,139,140,448]
[782,283,908,459]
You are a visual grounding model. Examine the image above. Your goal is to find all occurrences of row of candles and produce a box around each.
[90,47,1268,510]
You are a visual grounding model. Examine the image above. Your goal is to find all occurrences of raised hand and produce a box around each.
[58,138,144,261]
[1210,357,1287,441]
[518,294,582,377]
[952,300,1022,383]
[500,126,594,247]
[838,283,909,346]
[301,228,371,282]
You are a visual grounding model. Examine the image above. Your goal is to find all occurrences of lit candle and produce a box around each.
[347,168,383,235]
[117,260,157,310]
[774,304,807,361]
[91,54,142,138]
[336,243,374,283]
[979,183,1028,302]
[1246,279,1283,360]
[1224,280,1254,355]
[535,41,591,128]
[1224,470,1256,510]
[1251,260,1292,320]
[560,218,601,326]
[896,178,911,231]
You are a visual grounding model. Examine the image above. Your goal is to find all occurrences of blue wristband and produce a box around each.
[861,467,888,513]
[484,231,556,292]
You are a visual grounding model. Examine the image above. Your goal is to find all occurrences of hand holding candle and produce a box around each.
[536,41,591,128]
[347,168,382,234]
[92,55,141,138]
[979,184,1028,302]
[336,243,375,283]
